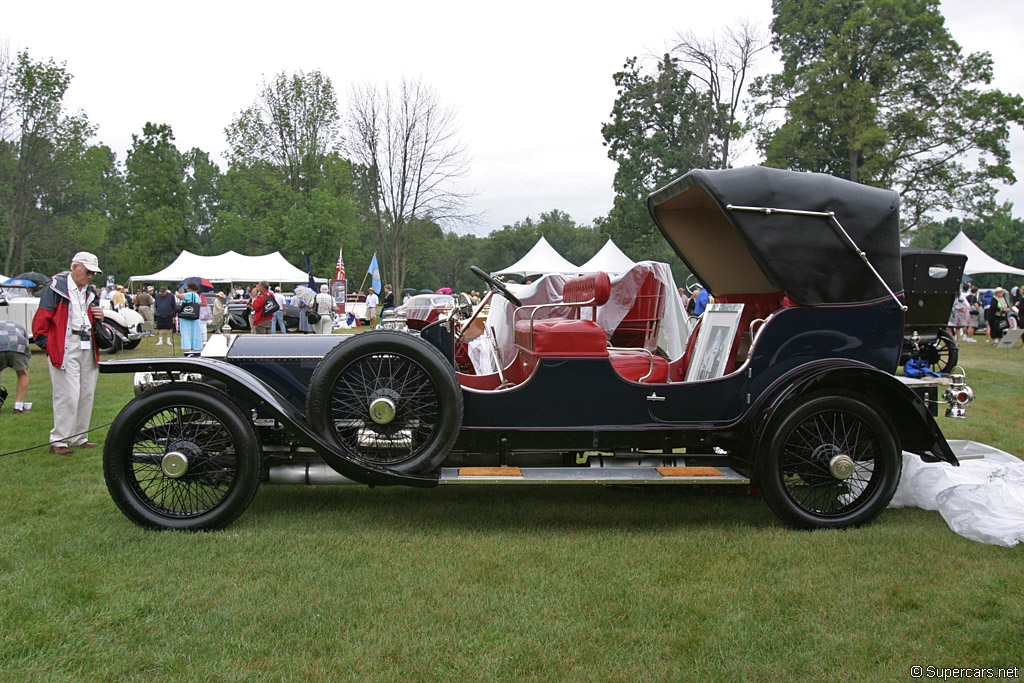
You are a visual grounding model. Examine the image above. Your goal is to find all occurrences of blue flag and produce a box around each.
[367,253,381,293]
[302,251,316,290]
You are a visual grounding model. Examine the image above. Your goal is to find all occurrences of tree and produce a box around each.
[219,71,360,280]
[672,21,768,168]
[225,69,343,197]
[183,147,221,251]
[109,122,191,278]
[0,50,98,274]
[347,77,473,294]
[601,55,721,261]
[752,0,1024,231]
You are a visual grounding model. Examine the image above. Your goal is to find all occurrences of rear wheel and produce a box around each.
[103,383,261,530]
[307,330,462,474]
[920,334,957,375]
[757,394,901,529]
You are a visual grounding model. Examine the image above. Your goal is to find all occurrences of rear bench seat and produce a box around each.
[513,272,669,383]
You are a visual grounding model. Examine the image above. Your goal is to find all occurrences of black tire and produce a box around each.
[307,330,462,474]
[103,383,262,530]
[922,334,958,375]
[756,394,901,529]
[123,338,142,350]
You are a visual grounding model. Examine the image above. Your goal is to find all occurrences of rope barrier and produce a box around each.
[0,421,114,458]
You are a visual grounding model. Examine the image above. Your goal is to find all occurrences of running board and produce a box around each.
[438,466,749,485]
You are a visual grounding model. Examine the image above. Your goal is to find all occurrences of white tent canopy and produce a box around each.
[942,231,1024,278]
[491,236,580,278]
[129,250,328,285]
[577,239,636,275]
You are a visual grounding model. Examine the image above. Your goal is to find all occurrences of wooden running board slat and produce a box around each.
[458,467,523,477]
[656,466,724,477]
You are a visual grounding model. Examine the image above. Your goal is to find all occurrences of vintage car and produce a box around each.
[99,166,969,532]
[899,248,967,374]
[379,293,458,332]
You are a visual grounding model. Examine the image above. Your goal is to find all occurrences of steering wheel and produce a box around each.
[470,265,522,307]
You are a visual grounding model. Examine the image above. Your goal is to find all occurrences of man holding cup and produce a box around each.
[32,252,106,455]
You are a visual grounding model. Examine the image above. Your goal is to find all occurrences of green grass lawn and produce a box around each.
[1,333,1021,681]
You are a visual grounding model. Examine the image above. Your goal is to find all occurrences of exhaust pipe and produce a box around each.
[267,462,361,485]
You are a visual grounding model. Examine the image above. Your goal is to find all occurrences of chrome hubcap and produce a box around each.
[161,451,189,478]
[369,397,397,425]
[829,454,855,480]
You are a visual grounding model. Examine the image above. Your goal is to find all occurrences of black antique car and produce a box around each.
[899,247,968,374]
[100,166,966,532]
[226,301,302,332]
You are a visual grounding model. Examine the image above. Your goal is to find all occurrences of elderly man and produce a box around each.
[0,320,32,414]
[32,251,105,455]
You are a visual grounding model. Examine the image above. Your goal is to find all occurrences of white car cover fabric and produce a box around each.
[890,442,1024,546]
[481,262,690,372]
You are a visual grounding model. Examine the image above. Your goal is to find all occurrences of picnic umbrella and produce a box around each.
[13,271,50,285]
[3,278,39,288]
[179,276,215,292]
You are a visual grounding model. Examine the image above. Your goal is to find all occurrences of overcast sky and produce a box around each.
[4,0,1022,236]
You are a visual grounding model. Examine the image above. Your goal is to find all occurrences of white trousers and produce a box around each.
[49,336,98,447]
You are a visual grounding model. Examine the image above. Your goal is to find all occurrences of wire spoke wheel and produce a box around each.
[104,384,261,530]
[128,406,239,517]
[308,330,462,475]
[328,351,442,466]
[758,394,900,529]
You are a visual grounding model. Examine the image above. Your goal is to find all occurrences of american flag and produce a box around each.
[335,246,345,283]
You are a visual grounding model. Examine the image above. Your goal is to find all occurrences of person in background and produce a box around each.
[365,287,379,326]
[211,291,227,333]
[175,281,204,355]
[948,285,971,342]
[692,283,710,316]
[293,285,315,334]
[251,282,274,334]
[677,287,690,314]
[153,285,177,346]
[382,284,395,312]
[271,286,288,334]
[314,284,335,334]
[134,285,155,336]
[964,284,979,342]
[198,290,212,343]
[111,285,126,311]
[0,320,32,414]
[32,251,105,455]
[987,286,1010,343]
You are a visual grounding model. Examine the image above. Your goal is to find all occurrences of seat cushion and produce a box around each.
[609,349,670,383]
[514,319,608,356]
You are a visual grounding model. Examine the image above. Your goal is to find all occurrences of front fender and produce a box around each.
[749,363,958,469]
[100,357,438,488]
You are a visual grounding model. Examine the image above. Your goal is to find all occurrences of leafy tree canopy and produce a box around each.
[753,0,1024,232]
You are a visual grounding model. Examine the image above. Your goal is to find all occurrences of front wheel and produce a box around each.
[103,383,262,530]
[756,394,901,529]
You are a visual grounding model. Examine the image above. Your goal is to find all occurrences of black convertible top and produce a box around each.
[648,166,903,306]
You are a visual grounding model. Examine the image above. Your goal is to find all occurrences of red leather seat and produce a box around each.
[514,319,608,357]
[609,349,669,383]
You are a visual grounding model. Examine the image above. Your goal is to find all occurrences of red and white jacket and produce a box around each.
[32,271,101,368]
